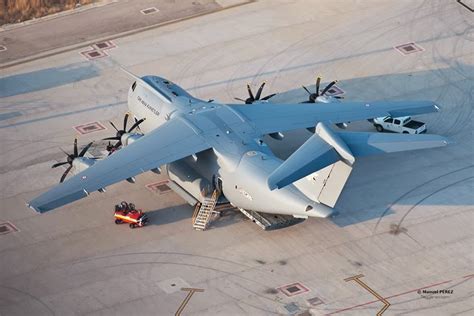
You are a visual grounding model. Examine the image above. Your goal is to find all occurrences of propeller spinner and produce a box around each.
[103,113,145,151]
[302,76,344,103]
[52,138,93,183]
[235,82,276,104]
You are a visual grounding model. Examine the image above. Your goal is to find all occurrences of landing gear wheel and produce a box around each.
[129,223,136,229]
[115,219,122,224]
[375,125,384,132]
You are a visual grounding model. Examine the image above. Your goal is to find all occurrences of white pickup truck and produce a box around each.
[373,116,427,134]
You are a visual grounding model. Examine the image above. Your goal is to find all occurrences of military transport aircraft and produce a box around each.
[28,69,449,219]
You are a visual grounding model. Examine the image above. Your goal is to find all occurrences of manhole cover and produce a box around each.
[283,302,300,314]
[0,222,19,235]
[307,296,324,306]
[394,42,424,55]
[73,121,106,135]
[324,84,344,96]
[141,7,159,15]
[278,282,310,297]
[92,40,116,51]
[146,180,172,194]
[80,49,109,61]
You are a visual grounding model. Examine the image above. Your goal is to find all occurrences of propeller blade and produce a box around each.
[114,140,122,149]
[60,148,70,156]
[128,118,145,133]
[60,165,73,183]
[261,93,276,101]
[334,96,344,99]
[110,121,119,132]
[315,77,321,96]
[234,97,246,102]
[73,138,78,157]
[255,82,266,100]
[102,136,121,141]
[78,142,94,157]
[134,117,142,132]
[52,161,69,168]
[321,80,337,96]
[123,113,129,131]
[302,85,311,95]
[246,84,254,100]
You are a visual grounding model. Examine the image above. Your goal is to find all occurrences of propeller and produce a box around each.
[235,82,276,104]
[52,138,93,183]
[103,113,145,150]
[302,76,344,103]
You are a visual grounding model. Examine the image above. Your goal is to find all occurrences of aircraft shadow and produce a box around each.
[0,61,100,98]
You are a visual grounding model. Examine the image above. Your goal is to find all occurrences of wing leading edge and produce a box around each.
[28,117,210,213]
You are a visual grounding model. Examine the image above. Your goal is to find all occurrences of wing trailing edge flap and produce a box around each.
[267,122,355,190]
[337,132,450,157]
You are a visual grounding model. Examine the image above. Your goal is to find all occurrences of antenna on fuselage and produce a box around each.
[119,67,171,104]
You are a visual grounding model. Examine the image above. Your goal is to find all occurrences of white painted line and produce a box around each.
[0,45,7,52]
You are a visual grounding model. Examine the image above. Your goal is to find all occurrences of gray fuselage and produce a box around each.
[127,76,332,218]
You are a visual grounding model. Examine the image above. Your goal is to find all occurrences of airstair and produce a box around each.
[192,190,220,231]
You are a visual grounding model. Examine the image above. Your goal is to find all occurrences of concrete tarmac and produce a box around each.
[0,0,473,315]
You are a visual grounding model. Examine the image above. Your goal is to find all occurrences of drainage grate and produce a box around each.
[0,45,7,52]
[80,49,109,61]
[278,282,310,297]
[394,42,424,55]
[283,302,300,314]
[307,296,324,306]
[146,180,172,194]
[92,40,116,51]
[0,222,19,235]
[324,84,344,96]
[457,0,474,12]
[73,121,106,135]
[141,7,159,15]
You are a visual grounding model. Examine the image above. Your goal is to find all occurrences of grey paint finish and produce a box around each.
[28,73,448,217]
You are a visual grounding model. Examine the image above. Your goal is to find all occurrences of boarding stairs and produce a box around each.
[192,189,220,231]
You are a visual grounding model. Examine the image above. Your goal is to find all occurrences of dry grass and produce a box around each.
[0,0,97,25]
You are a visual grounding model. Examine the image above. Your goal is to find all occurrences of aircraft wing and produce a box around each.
[229,100,439,135]
[28,117,211,213]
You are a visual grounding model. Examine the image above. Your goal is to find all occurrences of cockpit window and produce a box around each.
[131,81,137,91]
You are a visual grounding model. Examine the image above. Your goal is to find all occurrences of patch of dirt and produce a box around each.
[0,0,97,25]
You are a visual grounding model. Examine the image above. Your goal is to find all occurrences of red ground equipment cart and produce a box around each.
[114,201,148,228]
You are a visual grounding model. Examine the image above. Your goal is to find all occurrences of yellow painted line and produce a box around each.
[345,274,390,316]
[175,288,204,316]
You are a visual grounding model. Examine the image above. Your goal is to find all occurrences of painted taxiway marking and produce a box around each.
[344,274,390,316]
[326,275,474,315]
[175,288,204,316]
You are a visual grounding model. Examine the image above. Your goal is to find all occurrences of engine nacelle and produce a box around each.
[121,133,143,146]
[72,157,96,174]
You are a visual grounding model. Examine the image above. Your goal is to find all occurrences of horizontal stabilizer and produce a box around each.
[337,132,450,157]
[267,133,340,190]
